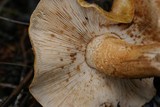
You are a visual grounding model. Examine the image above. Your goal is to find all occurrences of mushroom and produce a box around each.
[155,0,160,28]
[29,0,160,107]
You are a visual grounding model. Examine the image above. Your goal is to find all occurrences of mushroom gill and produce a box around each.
[29,0,160,107]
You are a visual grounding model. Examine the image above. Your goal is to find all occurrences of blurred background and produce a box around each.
[0,0,42,106]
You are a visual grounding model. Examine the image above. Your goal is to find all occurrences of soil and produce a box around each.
[0,0,42,106]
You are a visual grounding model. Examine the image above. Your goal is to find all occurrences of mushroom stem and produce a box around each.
[86,34,160,78]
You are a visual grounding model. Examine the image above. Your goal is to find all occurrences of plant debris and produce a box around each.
[0,0,42,106]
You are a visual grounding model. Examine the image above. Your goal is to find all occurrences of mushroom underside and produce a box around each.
[29,0,160,107]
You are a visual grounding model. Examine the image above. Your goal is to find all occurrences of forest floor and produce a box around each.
[0,0,42,106]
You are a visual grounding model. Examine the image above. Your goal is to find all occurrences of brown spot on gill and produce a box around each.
[82,21,87,26]
[142,27,160,43]
[67,48,71,52]
[155,54,160,62]
[70,53,77,63]
[61,66,64,69]
[60,30,64,34]
[60,58,63,61]
[70,53,77,57]
[66,79,69,82]
[85,17,88,21]
[99,102,113,107]
[71,26,76,31]
[126,29,132,36]
[67,72,71,78]
[77,65,80,72]
[50,34,55,37]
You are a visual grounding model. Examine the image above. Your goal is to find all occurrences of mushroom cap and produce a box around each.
[29,0,160,107]
[78,0,135,23]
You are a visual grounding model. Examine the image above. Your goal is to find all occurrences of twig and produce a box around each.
[14,28,29,106]
[0,62,32,68]
[0,70,34,107]
[19,93,30,107]
[20,29,29,76]
[0,83,16,89]
[0,16,29,26]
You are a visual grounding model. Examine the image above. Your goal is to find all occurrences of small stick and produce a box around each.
[0,62,32,68]
[0,83,16,89]
[0,70,34,107]
[0,16,29,26]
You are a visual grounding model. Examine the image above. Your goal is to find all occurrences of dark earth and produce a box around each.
[0,0,42,106]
